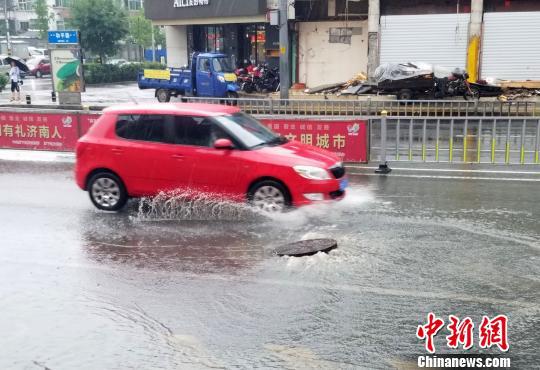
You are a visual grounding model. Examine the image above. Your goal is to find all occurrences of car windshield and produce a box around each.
[214,113,286,149]
[212,57,234,73]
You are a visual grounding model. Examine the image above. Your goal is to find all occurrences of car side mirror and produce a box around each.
[214,138,234,150]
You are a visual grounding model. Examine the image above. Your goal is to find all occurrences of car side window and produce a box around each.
[172,116,233,147]
[198,58,210,72]
[116,114,168,143]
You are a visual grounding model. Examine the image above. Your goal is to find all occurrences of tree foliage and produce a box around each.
[34,0,51,40]
[128,10,152,49]
[69,0,128,61]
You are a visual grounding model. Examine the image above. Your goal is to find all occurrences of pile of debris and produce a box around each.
[498,88,540,102]
[304,72,373,96]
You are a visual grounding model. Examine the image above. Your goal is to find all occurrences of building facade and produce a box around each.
[145,0,280,70]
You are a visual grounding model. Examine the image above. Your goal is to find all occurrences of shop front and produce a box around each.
[145,0,279,69]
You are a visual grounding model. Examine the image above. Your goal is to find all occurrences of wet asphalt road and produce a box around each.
[0,159,539,369]
[1,77,156,105]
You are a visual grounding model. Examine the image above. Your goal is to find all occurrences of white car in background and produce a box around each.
[108,59,130,66]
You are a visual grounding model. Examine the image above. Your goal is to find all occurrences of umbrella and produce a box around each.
[4,56,29,72]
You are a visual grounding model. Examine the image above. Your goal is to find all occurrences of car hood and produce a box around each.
[255,140,341,168]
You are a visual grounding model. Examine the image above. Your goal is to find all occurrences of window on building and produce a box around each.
[18,0,32,10]
[56,20,65,30]
[20,21,29,31]
[55,0,72,8]
[329,27,353,44]
[126,0,142,11]
[204,26,224,52]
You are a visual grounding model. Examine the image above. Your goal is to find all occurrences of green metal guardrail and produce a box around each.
[370,117,540,165]
[180,96,538,117]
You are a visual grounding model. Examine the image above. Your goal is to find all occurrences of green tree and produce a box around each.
[69,0,128,62]
[128,10,152,61]
[34,0,52,40]
[153,26,166,48]
[128,11,167,61]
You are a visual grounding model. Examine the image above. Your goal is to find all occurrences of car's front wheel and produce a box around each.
[248,180,291,213]
[88,172,128,211]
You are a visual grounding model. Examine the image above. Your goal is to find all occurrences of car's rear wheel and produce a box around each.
[88,172,128,211]
[35,70,42,78]
[248,180,291,213]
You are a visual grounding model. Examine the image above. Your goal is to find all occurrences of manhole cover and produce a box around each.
[274,238,338,257]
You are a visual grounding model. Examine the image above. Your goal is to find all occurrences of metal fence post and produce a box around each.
[375,110,392,174]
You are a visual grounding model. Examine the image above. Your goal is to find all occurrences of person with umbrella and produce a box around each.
[5,56,29,103]
[9,60,21,102]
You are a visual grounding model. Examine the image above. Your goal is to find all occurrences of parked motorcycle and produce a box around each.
[433,69,479,100]
[255,64,280,93]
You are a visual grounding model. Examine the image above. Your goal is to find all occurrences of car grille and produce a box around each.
[329,164,345,179]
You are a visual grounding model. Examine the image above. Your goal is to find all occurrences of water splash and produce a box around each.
[135,188,263,222]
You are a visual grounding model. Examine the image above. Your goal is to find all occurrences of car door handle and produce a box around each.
[111,148,124,154]
[171,154,184,159]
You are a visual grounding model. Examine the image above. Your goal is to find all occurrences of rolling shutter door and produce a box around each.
[380,14,469,68]
[482,12,540,80]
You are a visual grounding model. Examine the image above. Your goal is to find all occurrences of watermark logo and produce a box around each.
[417,313,509,353]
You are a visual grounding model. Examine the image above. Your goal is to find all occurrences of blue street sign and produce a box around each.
[48,30,79,44]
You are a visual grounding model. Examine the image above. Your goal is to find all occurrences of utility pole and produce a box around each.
[367,0,380,82]
[467,0,483,82]
[4,0,11,55]
[279,0,290,100]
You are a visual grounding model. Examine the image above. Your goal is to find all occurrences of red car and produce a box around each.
[75,103,347,212]
[27,57,51,78]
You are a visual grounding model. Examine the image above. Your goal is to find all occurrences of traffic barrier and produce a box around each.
[1,106,538,165]
[180,96,538,117]
[370,117,540,165]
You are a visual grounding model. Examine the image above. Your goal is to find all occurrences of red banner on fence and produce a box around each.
[0,112,368,163]
[261,118,368,162]
[0,112,81,151]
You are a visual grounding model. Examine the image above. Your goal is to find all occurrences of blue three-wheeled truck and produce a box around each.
[138,52,240,102]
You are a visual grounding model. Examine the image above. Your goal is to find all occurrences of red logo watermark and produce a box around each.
[417,313,509,353]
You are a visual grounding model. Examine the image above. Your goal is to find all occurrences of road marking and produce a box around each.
[349,173,540,182]
[346,165,540,175]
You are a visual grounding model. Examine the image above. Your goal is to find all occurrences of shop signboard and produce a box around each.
[174,0,209,7]
[145,0,266,20]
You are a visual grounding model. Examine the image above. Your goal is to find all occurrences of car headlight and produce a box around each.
[293,165,331,180]
[217,75,226,83]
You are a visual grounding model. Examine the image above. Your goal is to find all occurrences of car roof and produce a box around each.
[103,103,241,117]
[197,52,226,58]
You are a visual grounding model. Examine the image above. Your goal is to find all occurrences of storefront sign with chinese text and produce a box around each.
[261,118,368,163]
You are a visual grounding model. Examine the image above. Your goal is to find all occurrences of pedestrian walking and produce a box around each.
[9,61,21,102]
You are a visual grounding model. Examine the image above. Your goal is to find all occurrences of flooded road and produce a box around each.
[0,159,538,369]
